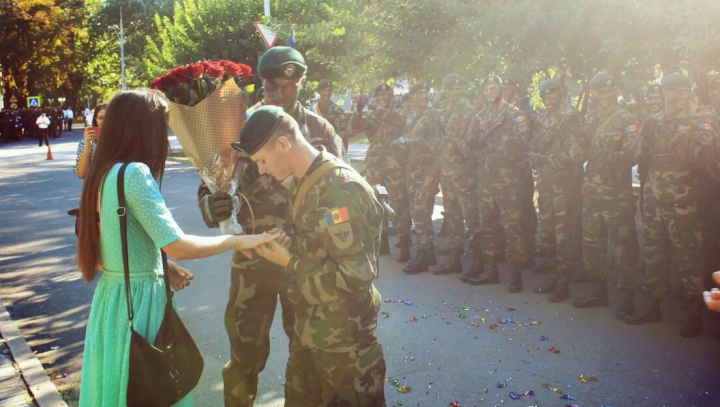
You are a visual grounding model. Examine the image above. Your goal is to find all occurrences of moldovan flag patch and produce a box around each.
[700,123,714,131]
[326,207,350,226]
[625,125,639,133]
[514,116,526,124]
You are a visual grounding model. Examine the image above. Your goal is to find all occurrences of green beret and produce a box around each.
[232,106,284,155]
[662,73,691,91]
[539,79,562,95]
[409,82,429,95]
[503,78,517,87]
[590,72,615,90]
[442,74,464,89]
[317,79,333,90]
[646,84,662,96]
[374,83,392,95]
[482,76,503,88]
[465,86,481,98]
[257,47,307,80]
[401,93,411,103]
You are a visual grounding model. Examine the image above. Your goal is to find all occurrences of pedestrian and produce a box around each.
[36,111,51,147]
[75,103,106,179]
[197,46,343,406]
[65,106,74,131]
[243,105,387,406]
[84,106,92,127]
[75,89,278,407]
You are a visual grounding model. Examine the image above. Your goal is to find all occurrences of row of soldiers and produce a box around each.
[346,72,720,339]
[0,106,66,142]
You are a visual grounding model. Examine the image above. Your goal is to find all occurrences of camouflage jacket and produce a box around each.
[198,102,343,270]
[464,102,529,186]
[350,105,406,174]
[438,100,476,178]
[313,100,346,139]
[404,107,443,175]
[286,150,384,351]
[640,110,717,204]
[582,107,641,201]
[529,106,585,195]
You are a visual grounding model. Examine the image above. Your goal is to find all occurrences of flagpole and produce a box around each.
[120,5,126,91]
[264,0,270,17]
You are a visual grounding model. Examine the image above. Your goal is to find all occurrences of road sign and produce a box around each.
[254,21,282,48]
[27,96,40,108]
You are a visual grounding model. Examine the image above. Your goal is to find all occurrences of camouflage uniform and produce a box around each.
[694,104,720,287]
[285,150,386,406]
[314,100,348,150]
[198,101,341,407]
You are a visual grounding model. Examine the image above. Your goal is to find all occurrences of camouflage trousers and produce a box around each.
[285,340,387,407]
[441,173,479,251]
[537,190,581,276]
[389,180,413,240]
[698,182,720,286]
[409,171,441,249]
[643,200,703,298]
[223,266,293,407]
[520,170,538,262]
[477,183,526,268]
[581,198,639,289]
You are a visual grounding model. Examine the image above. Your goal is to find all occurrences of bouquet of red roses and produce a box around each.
[151,60,255,235]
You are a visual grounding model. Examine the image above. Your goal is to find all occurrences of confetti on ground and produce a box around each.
[489,324,498,329]
[578,374,598,382]
[410,317,418,322]
[542,383,563,394]
[381,312,390,319]
[540,335,549,341]
[397,385,412,393]
[548,347,561,354]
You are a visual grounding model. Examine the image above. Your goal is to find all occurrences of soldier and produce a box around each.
[462,76,530,291]
[198,47,343,407]
[432,74,477,275]
[350,83,407,258]
[626,73,717,338]
[243,106,386,406]
[530,79,585,302]
[313,79,348,150]
[645,85,664,118]
[402,83,443,274]
[573,72,641,318]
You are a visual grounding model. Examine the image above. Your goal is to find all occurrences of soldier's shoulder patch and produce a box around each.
[325,207,350,226]
[328,222,354,250]
[625,124,639,133]
[514,115,526,124]
[699,123,714,131]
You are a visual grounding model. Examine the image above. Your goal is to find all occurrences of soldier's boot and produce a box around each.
[436,217,448,237]
[680,295,704,338]
[379,230,390,255]
[403,248,430,274]
[432,247,463,275]
[572,279,609,308]
[394,240,402,249]
[616,289,635,320]
[624,295,661,325]
[570,267,590,283]
[533,273,559,294]
[548,274,571,303]
[532,258,556,274]
[436,244,451,256]
[395,235,412,263]
[460,252,483,283]
[468,262,500,285]
[508,266,524,293]
[427,242,437,266]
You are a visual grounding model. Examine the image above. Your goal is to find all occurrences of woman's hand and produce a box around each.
[703,271,720,312]
[255,240,293,268]
[167,261,195,291]
[83,127,99,144]
[234,232,280,259]
[268,228,292,249]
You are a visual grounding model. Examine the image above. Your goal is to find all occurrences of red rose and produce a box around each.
[219,60,243,76]
[151,75,166,91]
[188,63,205,79]
[236,63,253,78]
[167,66,191,84]
[203,61,225,78]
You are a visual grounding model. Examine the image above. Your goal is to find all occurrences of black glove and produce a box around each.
[207,192,233,223]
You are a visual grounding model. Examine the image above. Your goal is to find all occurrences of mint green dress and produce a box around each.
[79,162,193,407]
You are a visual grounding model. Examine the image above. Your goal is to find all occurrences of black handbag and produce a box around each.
[116,163,204,407]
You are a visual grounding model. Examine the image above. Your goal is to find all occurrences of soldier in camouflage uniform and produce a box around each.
[462,76,530,292]
[626,73,717,338]
[433,74,477,275]
[198,47,343,407]
[242,106,386,406]
[572,73,641,318]
[313,79,349,151]
[402,83,443,274]
[530,79,585,302]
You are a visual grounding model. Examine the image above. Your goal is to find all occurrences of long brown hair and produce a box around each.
[77,90,170,282]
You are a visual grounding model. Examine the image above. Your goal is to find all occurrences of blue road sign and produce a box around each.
[27,97,40,108]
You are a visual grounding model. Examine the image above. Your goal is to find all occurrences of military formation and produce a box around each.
[0,105,68,142]
[350,71,720,342]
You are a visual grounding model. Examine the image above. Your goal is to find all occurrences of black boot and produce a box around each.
[548,274,570,303]
[379,230,390,255]
[468,263,499,285]
[532,259,556,274]
[616,289,635,320]
[625,294,661,325]
[436,244,451,255]
[680,295,704,338]
[570,265,589,283]
[395,235,412,263]
[534,273,558,294]
[460,252,483,283]
[432,248,463,275]
[436,218,448,237]
[508,267,523,293]
[403,248,429,274]
[572,279,609,308]
[427,242,437,266]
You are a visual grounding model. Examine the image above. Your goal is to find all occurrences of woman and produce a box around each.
[76,90,277,406]
[74,103,107,179]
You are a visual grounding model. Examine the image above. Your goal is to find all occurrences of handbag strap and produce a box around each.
[117,163,173,327]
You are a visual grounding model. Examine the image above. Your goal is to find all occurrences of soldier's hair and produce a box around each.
[267,113,302,148]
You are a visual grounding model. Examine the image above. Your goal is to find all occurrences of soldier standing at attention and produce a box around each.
[402,83,443,274]
[463,76,530,291]
[246,106,387,406]
[530,79,586,302]
[314,79,349,150]
[626,73,717,338]
[433,74,477,275]
[573,72,641,318]
[198,47,342,406]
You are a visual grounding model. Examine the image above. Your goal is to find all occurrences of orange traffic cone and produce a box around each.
[46,146,54,160]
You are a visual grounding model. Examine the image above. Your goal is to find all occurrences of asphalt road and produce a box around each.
[1,132,719,407]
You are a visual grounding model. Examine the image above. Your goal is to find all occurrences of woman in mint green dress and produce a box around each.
[76,90,277,406]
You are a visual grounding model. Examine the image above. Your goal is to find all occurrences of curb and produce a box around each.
[0,301,67,407]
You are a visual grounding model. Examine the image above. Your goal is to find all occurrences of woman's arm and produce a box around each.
[163,233,277,262]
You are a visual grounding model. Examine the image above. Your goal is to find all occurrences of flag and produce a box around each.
[287,26,295,48]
